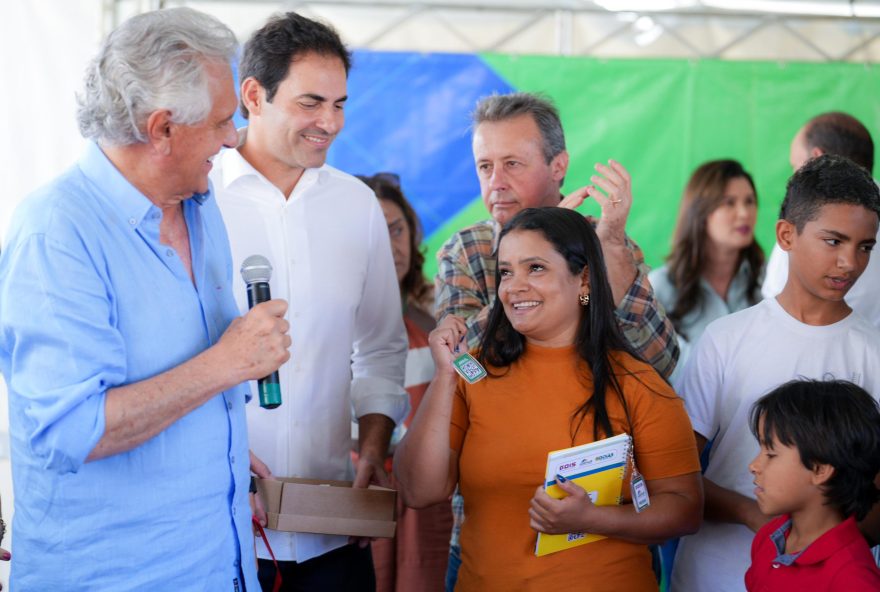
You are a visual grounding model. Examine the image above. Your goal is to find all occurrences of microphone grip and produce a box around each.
[258,372,282,410]
[246,281,282,409]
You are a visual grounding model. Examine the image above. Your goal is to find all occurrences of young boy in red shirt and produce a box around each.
[745,379,880,591]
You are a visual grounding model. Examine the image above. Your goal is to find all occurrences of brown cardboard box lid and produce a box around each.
[256,477,397,538]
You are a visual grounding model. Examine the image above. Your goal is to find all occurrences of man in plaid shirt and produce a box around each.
[435,92,679,590]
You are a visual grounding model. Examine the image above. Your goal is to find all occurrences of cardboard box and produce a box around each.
[256,478,397,538]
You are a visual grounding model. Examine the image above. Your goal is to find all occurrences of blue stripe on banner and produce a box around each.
[326,51,516,236]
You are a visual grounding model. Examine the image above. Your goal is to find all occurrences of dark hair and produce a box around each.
[357,173,431,307]
[666,160,763,340]
[479,207,647,442]
[805,112,874,174]
[239,12,351,119]
[750,379,880,521]
[780,153,880,232]
[472,92,565,164]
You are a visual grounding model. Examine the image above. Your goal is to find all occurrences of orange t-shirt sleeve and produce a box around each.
[625,364,701,481]
[449,377,469,454]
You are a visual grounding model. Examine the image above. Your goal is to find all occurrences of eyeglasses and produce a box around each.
[356,172,401,188]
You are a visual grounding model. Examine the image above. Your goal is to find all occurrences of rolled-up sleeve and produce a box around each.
[1,231,124,474]
[613,234,680,380]
[434,226,495,350]
[350,201,409,424]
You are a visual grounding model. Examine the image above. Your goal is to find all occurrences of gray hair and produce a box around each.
[472,92,566,163]
[76,7,237,146]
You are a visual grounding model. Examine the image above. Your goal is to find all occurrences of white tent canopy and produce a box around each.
[111,0,880,60]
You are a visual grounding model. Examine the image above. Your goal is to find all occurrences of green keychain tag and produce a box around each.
[452,352,487,384]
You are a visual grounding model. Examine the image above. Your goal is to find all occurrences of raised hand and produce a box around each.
[588,159,633,244]
[428,315,468,375]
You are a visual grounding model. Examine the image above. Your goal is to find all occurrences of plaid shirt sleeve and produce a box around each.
[614,232,680,380]
[434,223,497,350]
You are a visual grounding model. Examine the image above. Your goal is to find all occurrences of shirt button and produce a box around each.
[232,506,237,516]
[227,401,233,410]
[230,455,236,464]
[128,218,136,225]
[165,248,173,257]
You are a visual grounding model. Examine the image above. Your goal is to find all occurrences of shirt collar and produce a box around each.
[697,257,753,296]
[794,516,863,566]
[769,514,861,567]
[735,258,753,279]
[79,141,207,228]
[190,191,209,206]
[490,219,502,255]
[217,145,272,190]
[769,517,803,566]
[217,128,329,197]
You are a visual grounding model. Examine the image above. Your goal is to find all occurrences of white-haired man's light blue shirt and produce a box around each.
[0,142,257,591]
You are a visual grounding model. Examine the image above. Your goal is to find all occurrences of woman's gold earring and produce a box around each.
[579,293,590,306]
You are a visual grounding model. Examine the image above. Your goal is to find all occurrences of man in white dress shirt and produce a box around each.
[212,12,408,591]
[762,112,880,326]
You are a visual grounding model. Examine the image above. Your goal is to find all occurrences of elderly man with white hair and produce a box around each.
[0,8,290,590]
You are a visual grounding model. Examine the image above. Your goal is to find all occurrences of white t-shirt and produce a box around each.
[762,239,880,328]
[212,147,409,563]
[671,297,880,592]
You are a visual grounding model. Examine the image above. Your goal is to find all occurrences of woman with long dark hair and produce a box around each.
[394,208,702,591]
[649,160,763,380]
[356,173,453,592]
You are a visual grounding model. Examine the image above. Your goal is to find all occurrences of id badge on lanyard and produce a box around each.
[629,442,651,513]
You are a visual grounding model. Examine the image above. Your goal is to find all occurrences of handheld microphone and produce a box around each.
[240,255,282,409]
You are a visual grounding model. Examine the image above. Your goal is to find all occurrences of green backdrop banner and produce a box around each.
[423,56,879,279]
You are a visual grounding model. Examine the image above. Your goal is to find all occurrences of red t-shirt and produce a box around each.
[746,514,880,591]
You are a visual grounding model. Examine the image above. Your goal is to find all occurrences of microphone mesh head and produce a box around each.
[241,255,272,284]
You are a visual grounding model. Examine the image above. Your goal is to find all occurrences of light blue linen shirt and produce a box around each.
[0,142,257,591]
[649,261,761,385]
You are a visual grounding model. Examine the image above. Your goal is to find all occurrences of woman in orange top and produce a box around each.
[394,207,702,591]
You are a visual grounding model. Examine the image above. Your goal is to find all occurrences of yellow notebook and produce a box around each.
[534,433,631,557]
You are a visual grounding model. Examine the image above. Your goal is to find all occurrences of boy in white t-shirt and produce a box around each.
[671,154,880,592]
